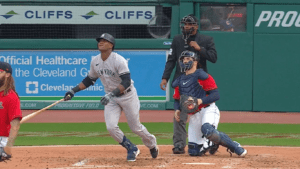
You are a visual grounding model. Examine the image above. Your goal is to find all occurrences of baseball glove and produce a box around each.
[0,147,11,162]
[180,94,199,114]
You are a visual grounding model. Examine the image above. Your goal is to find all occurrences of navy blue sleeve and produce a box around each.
[174,99,181,110]
[197,69,209,80]
[172,76,180,88]
[201,89,220,104]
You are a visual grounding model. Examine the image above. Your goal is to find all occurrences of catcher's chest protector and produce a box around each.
[178,70,207,98]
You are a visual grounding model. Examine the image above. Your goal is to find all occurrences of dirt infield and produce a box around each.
[2,145,300,169]
[1,110,298,169]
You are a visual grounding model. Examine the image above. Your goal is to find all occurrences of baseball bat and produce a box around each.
[20,98,65,124]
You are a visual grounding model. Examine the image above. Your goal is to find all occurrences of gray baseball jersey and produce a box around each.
[88,52,157,149]
[88,52,134,93]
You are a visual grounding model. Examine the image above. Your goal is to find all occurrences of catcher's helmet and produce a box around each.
[179,50,199,72]
[180,14,198,39]
[96,33,115,50]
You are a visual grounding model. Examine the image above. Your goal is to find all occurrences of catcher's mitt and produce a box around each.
[0,147,11,162]
[180,94,199,114]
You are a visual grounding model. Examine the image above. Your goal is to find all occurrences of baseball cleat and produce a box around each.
[233,141,247,157]
[238,149,247,157]
[150,146,159,158]
[127,148,140,162]
[172,146,185,154]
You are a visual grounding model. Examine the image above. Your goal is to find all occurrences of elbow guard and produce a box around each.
[120,73,131,89]
[82,76,96,88]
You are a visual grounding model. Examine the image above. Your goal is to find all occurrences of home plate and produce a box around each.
[183,163,215,165]
[72,159,88,166]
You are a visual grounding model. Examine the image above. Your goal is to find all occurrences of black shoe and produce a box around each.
[150,146,159,158]
[209,144,219,155]
[172,147,185,154]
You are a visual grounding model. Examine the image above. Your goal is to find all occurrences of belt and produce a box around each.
[191,104,211,114]
[199,104,210,111]
[118,88,131,96]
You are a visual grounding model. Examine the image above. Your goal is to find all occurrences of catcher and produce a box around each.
[172,50,247,157]
[0,62,22,162]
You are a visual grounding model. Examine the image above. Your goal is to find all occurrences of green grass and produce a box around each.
[15,123,300,146]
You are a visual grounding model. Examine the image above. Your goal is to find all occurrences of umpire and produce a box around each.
[160,14,217,154]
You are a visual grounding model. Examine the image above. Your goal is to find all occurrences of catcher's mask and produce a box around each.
[179,50,198,72]
[180,14,198,41]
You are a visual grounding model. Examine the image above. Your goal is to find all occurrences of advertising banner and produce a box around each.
[255,5,300,33]
[0,50,167,101]
[0,6,155,24]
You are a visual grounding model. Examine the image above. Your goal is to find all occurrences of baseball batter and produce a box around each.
[172,50,247,157]
[0,61,22,162]
[64,33,158,162]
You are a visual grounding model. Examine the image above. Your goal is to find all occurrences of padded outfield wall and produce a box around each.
[0,0,299,112]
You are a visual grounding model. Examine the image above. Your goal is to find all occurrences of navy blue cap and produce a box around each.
[0,61,12,73]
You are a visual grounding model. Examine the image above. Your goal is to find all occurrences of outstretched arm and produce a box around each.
[64,76,95,101]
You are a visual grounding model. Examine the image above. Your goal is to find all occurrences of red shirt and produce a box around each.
[0,89,22,137]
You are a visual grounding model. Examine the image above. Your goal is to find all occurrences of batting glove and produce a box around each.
[0,147,11,162]
[100,93,114,105]
[64,90,75,101]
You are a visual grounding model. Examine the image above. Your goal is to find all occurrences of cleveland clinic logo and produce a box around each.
[26,81,39,94]
[81,11,98,20]
[1,10,19,19]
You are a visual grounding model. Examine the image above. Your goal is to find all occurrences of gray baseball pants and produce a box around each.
[104,86,157,149]
[173,110,188,148]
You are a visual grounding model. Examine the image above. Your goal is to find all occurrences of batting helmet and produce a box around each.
[179,50,199,72]
[96,33,115,50]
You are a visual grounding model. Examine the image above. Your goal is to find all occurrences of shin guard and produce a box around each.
[201,123,238,153]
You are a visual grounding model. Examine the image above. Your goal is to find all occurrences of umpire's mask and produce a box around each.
[179,50,198,72]
[180,14,198,41]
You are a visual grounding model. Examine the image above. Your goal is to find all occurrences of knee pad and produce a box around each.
[201,123,221,144]
[188,142,202,156]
